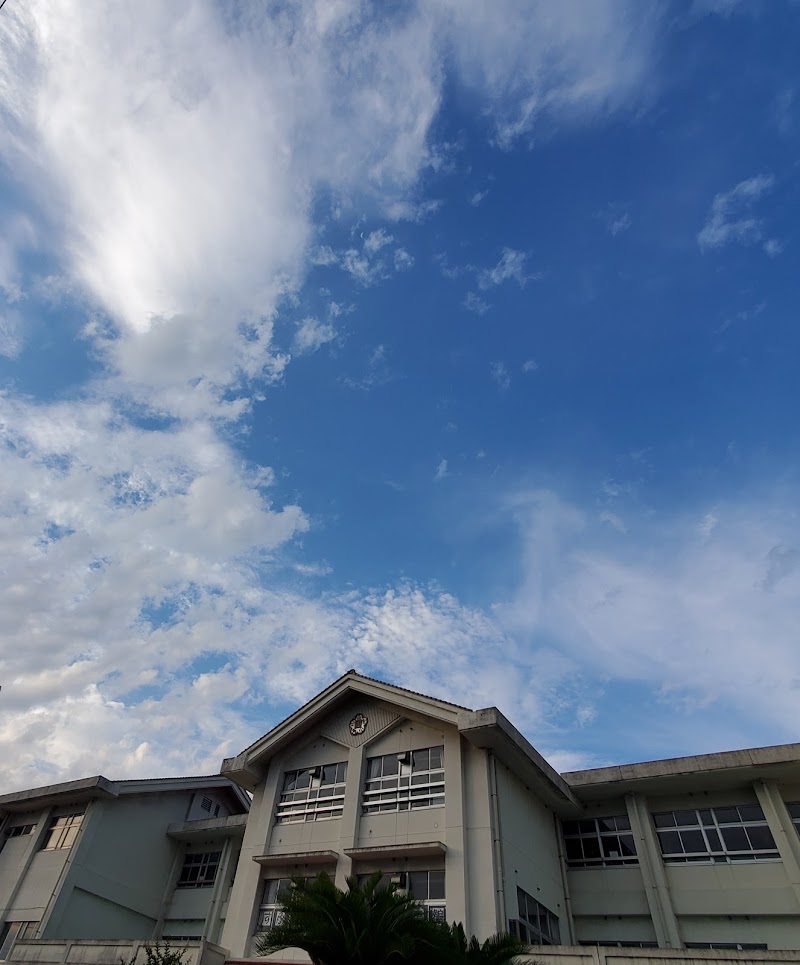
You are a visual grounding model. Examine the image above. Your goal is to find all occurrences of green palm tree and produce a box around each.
[444,921,526,964]
[253,872,447,965]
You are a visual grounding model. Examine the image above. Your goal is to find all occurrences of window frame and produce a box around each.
[176,851,222,889]
[362,745,445,815]
[40,813,83,851]
[276,761,348,824]
[510,888,560,946]
[561,815,638,868]
[652,804,779,864]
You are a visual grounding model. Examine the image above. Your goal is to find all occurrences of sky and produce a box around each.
[0,0,799,792]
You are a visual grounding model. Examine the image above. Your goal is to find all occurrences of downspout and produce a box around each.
[487,753,507,931]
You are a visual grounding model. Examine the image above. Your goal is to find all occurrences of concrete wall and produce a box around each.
[494,758,567,936]
[7,938,226,965]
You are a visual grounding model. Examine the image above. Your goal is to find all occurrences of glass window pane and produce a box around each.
[653,813,675,828]
[787,803,800,819]
[618,834,636,857]
[714,807,740,824]
[565,839,583,861]
[597,818,615,832]
[615,815,631,831]
[577,819,596,833]
[705,828,722,851]
[429,746,443,769]
[412,749,430,771]
[738,804,764,822]
[602,835,621,857]
[721,826,749,851]
[679,829,706,853]
[408,872,427,898]
[321,765,337,785]
[367,758,382,779]
[698,809,714,825]
[283,771,297,791]
[562,821,579,836]
[382,755,399,776]
[658,830,682,854]
[746,825,776,850]
[582,836,601,859]
[673,810,699,826]
[429,871,445,899]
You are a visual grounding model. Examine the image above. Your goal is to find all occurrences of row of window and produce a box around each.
[255,871,447,933]
[276,746,446,823]
[580,941,767,950]
[562,802,800,868]
[1,814,84,853]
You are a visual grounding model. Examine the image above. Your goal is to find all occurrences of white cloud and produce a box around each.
[763,238,783,257]
[490,361,511,390]
[609,212,632,235]
[478,248,532,289]
[698,174,777,253]
[522,358,539,373]
[364,229,394,255]
[469,189,489,206]
[463,291,490,315]
[0,310,24,358]
[434,459,449,482]
[393,248,414,271]
[0,0,674,789]
[294,316,336,354]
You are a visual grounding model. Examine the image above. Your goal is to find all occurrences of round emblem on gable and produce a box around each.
[349,713,368,736]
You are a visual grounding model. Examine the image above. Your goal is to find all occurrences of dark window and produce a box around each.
[200,797,212,812]
[652,805,778,864]
[363,746,444,814]
[686,943,767,951]
[5,825,35,838]
[562,815,638,867]
[511,888,560,945]
[580,941,658,948]
[177,851,221,888]
[41,813,83,851]
[277,762,348,823]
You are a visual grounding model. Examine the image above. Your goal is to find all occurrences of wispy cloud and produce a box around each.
[698,174,780,255]
[478,248,533,289]
[490,360,511,390]
[463,291,490,315]
[294,316,336,354]
[434,459,449,482]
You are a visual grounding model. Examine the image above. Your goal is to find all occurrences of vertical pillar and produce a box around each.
[443,731,468,929]
[220,760,282,958]
[202,836,234,942]
[753,780,800,910]
[625,793,682,948]
[337,743,366,888]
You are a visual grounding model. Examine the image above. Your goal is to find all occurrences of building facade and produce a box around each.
[0,774,249,959]
[218,671,800,958]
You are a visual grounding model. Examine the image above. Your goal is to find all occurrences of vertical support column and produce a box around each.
[625,793,682,949]
[753,780,800,910]
[151,840,184,939]
[202,836,234,942]
[220,762,282,958]
[337,743,366,888]
[443,730,468,929]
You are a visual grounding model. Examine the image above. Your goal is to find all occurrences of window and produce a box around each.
[255,878,299,932]
[41,813,83,851]
[200,797,212,812]
[509,888,560,946]
[5,825,35,839]
[653,805,778,863]
[276,762,347,823]
[356,871,446,922]
[580,941,658,948]
[562,816,637,867]
[363,746,444,814]
[0,922,37,960]
[686,943,768,950]
[177,851,221,888]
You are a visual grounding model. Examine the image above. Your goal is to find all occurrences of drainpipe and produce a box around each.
[487,753,507,931]
[554,813,577,944]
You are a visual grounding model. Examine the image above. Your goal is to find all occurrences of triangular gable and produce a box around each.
[220,670,469,789]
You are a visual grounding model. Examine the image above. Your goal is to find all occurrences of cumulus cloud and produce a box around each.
[0,0,672,789]
[490,360,511,390]
[698,174,780,255]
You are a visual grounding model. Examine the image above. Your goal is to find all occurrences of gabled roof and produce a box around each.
[0,773,250,815]
[220,670,468,788]
[220,670,581,811]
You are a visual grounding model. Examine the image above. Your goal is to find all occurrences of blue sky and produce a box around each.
[1,0,799,791]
